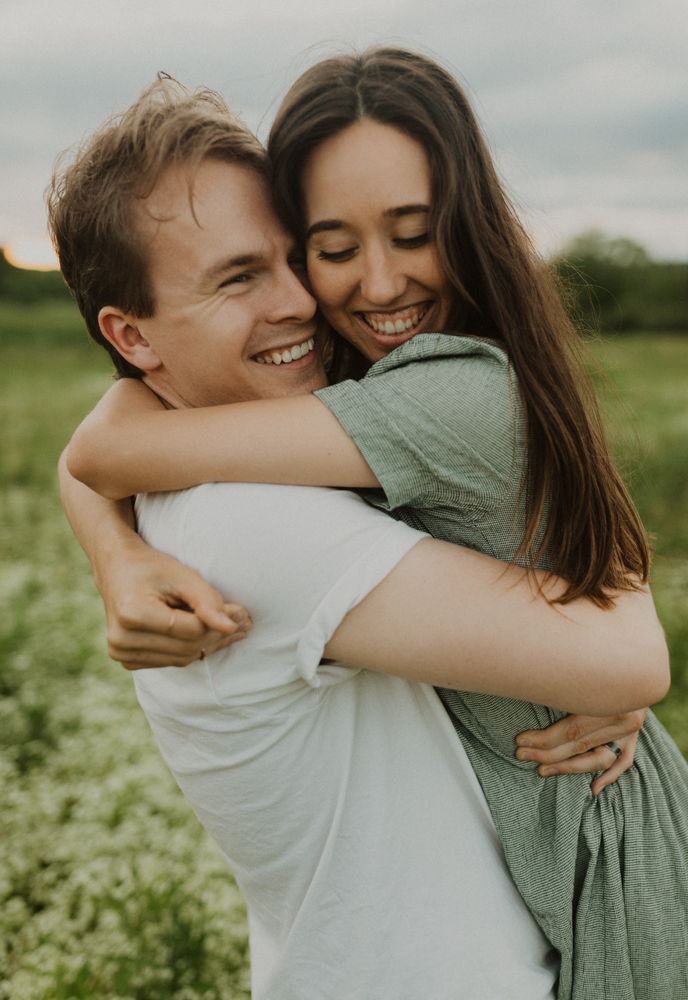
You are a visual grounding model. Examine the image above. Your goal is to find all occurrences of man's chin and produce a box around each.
[238,346,327,398]
[155,355,328,407]
[254,362,328,398]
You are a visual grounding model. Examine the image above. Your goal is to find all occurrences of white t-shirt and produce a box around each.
[134,483,557,1000]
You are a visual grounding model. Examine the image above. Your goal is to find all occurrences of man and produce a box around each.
[53,78,664,999]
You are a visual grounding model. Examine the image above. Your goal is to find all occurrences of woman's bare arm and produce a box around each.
[66,378,378,499]
[325,539,669,717]
[58,450,251,667]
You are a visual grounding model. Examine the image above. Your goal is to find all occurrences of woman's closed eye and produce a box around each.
[315,233,429,263]
[394,233,429,249]
[316,246,357,263]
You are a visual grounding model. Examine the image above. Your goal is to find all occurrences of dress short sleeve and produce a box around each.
[315,334,524,517]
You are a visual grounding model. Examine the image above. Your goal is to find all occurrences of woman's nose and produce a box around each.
[359,247,407,305]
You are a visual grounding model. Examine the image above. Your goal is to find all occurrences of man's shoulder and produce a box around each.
[136,482,401,556]
[137,482,375,522]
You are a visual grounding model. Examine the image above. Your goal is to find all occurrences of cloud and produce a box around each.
[2,0,686,257]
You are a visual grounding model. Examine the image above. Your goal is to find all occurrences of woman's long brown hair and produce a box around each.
[268,47,650,606]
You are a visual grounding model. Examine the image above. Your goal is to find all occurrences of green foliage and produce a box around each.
[0,332,249,999]
[589,333,688,753]
[0,302,90,350]
[0,250,73,306]
[556,230,688,333]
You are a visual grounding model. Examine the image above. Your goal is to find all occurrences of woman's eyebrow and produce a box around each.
[306,220,343,239]
[306,204,429,240]
[383,204,429,219]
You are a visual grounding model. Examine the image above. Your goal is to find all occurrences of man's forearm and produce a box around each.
[325,538,670,716]
[58,449,141,589]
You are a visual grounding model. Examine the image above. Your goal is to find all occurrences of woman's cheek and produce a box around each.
[308,262,345,316]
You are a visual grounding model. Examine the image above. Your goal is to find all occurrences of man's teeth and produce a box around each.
[255,337,315,365]
[366,306,429,334]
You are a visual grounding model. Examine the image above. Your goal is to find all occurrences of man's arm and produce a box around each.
[325,538,669,717]
[58,451,251,668]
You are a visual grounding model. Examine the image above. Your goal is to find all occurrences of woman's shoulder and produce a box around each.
[315,332,525,515]
[366,333,510,376]
[363,333,522,445]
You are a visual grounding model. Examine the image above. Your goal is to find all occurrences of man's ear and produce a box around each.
[98,307,162,372]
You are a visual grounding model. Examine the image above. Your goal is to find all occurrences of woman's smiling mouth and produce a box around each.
[362,303,429,334]
[355,302,435,350]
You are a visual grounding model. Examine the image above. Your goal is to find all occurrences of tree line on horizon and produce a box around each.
[1,231,687,334]
[554,230,688,334]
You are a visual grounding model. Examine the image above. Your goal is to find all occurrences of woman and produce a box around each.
[66,50,688,997]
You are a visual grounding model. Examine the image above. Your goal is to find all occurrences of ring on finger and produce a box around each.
[604,741,623,758]
[199,648,206,661]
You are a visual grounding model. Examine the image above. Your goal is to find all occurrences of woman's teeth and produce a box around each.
[255,337,315,365]
[365,306,429,334]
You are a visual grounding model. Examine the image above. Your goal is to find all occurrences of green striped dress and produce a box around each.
[315,333,688,1000]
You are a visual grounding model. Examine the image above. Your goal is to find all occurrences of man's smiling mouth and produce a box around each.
[254,337,315,365]
[359,303,430,335]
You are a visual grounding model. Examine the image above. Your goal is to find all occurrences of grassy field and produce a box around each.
[592,334,688,752]
[0,306,250,1000]
[1,303,688,998]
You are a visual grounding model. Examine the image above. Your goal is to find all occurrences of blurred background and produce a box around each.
[1,2,687,997]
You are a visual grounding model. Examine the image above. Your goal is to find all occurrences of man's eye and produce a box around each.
[220,273,251,288]
[394,234,429,249]
[316,247,357,263]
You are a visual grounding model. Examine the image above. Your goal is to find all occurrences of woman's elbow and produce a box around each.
[66,434,128,499]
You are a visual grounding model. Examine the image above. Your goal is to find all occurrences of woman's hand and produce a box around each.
[95,537,252,671]
[515,710,647,796]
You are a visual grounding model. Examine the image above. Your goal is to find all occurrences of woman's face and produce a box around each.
[302,119,454,363]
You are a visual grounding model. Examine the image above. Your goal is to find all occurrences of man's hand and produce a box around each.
[515,710,646,796]
[95,538,252,670]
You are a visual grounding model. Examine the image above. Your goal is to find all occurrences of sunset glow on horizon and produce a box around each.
[4,239,59,271]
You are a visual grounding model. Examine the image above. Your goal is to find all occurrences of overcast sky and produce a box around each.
[2,0,687,265]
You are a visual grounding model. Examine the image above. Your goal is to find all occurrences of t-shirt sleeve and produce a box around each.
[294,517,424,687]
[149,483,428,699]
[315,339,520,515]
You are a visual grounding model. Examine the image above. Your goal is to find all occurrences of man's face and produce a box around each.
[125,158,326,408]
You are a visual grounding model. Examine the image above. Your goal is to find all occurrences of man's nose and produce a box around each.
[359,246,407,305]
[266,262,317,324]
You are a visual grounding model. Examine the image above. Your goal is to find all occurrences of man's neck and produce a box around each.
[143,373,196,410]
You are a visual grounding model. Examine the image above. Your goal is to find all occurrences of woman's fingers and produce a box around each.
[112,631,248,669]
[162,605,251,642]
[164,569,247,635]
[97,543,253,669]
[111,588,203,637]
[108,602,204,654]
[590,734,638,796]
[108,614,251,667]
[102,546,250,634]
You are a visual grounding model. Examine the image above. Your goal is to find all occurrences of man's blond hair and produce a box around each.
[47,74,267,377]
